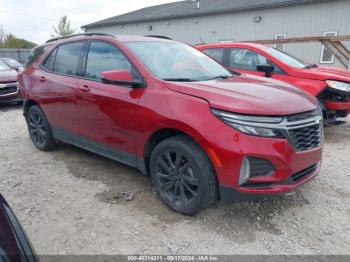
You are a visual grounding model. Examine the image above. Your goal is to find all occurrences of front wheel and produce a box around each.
[26,105,58,151]
[150,135,217,215]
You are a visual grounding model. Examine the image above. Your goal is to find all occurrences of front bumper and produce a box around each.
[202,118,323,203]
[220,162,320,203]
[325,100,350,111]
[0,84,22,103]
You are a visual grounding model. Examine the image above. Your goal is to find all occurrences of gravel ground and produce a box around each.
[0,104,350,255]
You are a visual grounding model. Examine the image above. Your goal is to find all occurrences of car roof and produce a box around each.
[44,33,173,46]
[196,42,268,49]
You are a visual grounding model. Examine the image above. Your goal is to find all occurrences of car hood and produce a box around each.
[0,70,17,83]
[165,74,317,115]
[290,66,350,82]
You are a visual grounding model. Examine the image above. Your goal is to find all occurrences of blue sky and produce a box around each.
[0,0,178,44]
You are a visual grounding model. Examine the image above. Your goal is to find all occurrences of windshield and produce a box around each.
[126,41,232,81]
[261,47,306,68]
[0,60,11,71]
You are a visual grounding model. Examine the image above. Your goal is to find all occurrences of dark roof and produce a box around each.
[82,0,333,29]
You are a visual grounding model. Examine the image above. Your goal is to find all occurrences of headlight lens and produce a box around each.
[212,109,284,138]
[326,80,350,92]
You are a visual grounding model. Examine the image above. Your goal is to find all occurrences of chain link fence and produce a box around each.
[0,48,32,64]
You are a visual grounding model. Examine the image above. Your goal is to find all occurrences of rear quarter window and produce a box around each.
[25,45,47,68]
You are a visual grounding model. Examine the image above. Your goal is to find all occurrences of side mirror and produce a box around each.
[257,65,275,78]
[100,70,143,88]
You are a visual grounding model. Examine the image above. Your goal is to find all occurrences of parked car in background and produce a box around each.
[19,34,323,215]
[0,58,24,72]
[0,59,22,104]
[196,43,350,123]
[0,194,38,262]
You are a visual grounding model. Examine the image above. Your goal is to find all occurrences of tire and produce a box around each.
[26,105,58,151]
[150,135,217,215]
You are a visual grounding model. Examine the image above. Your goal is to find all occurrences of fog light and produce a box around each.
[239,157,251,185]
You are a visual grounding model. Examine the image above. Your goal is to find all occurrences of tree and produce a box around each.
[51,16,76,38]
[0,34,37,48]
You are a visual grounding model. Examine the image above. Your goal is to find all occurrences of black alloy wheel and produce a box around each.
[150,135,217,215]
[26,105,57,151]
[155,150,199,206]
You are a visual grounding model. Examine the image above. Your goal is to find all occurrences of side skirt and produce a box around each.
[51,126,147,175]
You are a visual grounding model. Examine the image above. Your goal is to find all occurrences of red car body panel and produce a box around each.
[196,43,350,113]
[19,35,323,201]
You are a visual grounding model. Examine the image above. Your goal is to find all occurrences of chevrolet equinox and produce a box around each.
[18,34,324,215]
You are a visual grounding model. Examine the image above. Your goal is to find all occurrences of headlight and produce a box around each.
[212,109,284,138]
[326,80,350,92]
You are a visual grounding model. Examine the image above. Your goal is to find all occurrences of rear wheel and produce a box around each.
[150,135,217,215]
[26,105,58,151]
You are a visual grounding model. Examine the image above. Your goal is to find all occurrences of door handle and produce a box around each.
[78,85,90,92]
[39,76,46,83]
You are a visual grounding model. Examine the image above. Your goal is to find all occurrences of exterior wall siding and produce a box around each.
[86,0,350,68]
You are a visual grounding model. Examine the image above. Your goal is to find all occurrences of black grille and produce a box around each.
[248,157,275,177]
[0,85,17,96]
[286,110,318,122]
[288,124,322,152]
[290,163,318,183]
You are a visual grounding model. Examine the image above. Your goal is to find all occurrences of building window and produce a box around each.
[219,39,234,43]
[320,31,337,64]
[275,33,287,51]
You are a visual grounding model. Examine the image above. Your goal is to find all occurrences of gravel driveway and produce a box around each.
[1,104,350,255]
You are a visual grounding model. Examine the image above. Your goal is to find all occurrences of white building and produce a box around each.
[82,0,350,68]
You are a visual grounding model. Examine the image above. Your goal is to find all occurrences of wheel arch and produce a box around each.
[143,127,219,182]
[23,99,40,116]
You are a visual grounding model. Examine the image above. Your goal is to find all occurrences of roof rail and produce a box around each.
[46,32,115,43]
[145,35,173,40]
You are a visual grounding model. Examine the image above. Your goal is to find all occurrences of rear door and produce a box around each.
[36,41,85,133]
[75,40,144,161]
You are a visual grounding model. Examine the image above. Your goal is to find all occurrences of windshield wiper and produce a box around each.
[204,75,233,81]
[162,78,198,82]
[304,64,318,69]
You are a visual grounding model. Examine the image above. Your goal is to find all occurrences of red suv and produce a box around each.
[19,34,323,215]
[196,43,350,123]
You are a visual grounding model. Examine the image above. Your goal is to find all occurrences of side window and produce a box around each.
[54,42,84,76]
[202,48,225,63]
[229,48,284,74]
[320,31,337,64]
[85,41,133,80]
[229,48,266,70]
[42,48,57,71]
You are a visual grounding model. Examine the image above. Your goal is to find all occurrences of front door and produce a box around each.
[75,40,144,161]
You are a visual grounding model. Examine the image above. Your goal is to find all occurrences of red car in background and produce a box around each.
[196,43,350,123]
